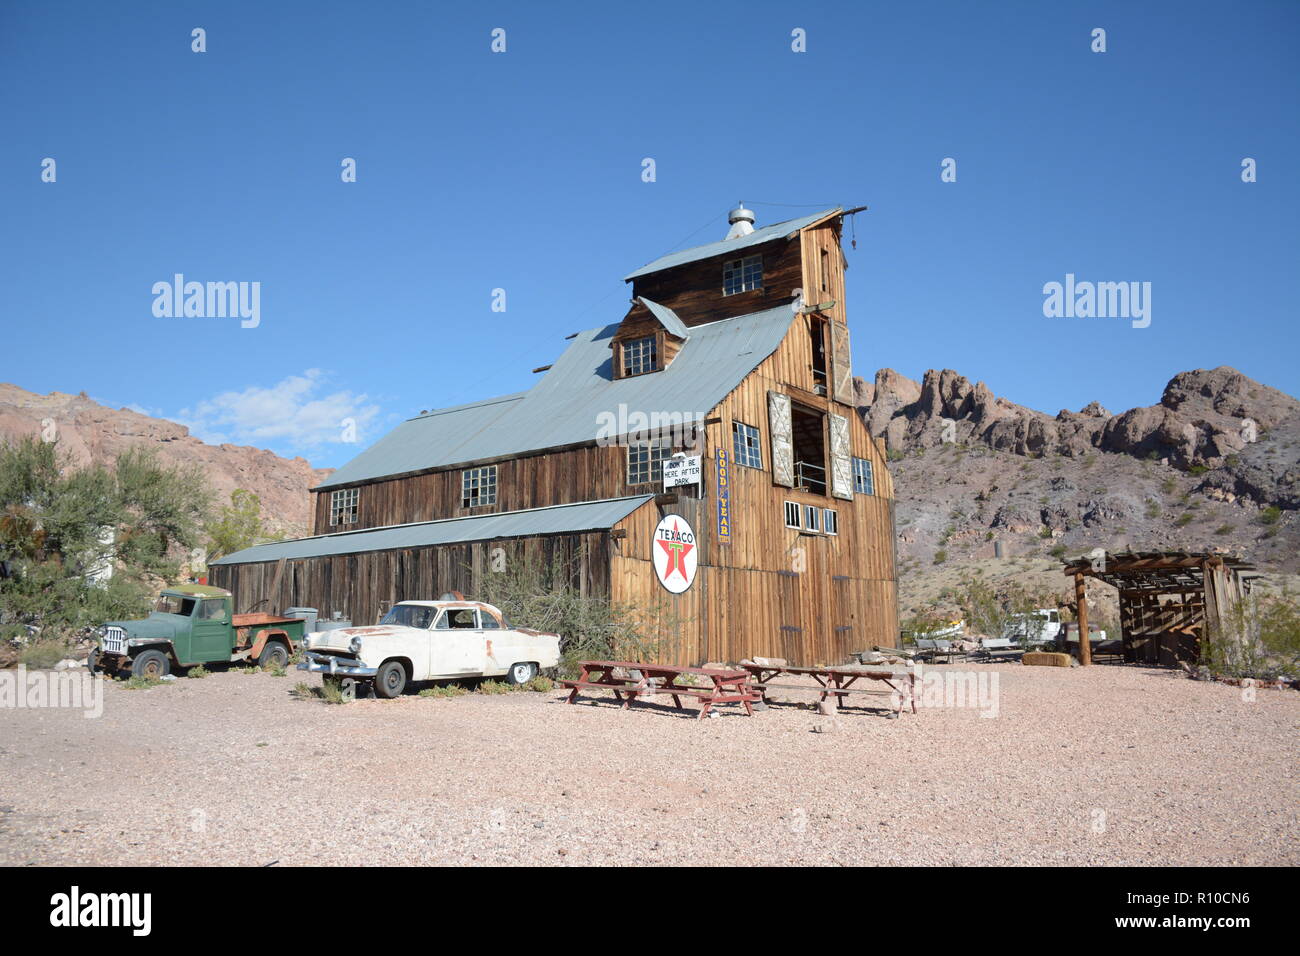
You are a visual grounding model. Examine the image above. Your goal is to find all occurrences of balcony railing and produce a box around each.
[794,460,826,494]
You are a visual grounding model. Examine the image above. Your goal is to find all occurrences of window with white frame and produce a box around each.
[621,335,658,376]
[462,465,498,507]
[784,501,801,529]
[804,504,820,533]
[627,438,673,485]
[823,508,838,535]
[329,488,358,526]
[722,254,763,296]
[732,421,763,469]
[852,456,874,495]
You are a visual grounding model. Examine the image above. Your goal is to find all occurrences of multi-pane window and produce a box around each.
[627,439,673,485]
[852,456,874,496]
[732,421,763,469]
[784,501,801,529]
[329,488,358,526]
[823,509,838,535]
[722,254,763,295]
[462,465,498,507]
[804,505,820,533]
[621,336,658,376]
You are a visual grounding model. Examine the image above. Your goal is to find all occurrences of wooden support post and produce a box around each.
[1075,573,1092,666]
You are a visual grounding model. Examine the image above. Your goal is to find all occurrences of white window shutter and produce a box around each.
[768,391,793,488]
[829,412,853,500]
[830,321,854,404]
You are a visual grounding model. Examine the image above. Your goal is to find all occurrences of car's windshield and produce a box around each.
[155,594,197,616]
[379,604,437,629]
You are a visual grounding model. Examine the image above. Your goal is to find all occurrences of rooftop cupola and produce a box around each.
[724,203,756,240]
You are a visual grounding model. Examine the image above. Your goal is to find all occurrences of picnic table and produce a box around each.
[739,662,917,717]
[559,660,759,719]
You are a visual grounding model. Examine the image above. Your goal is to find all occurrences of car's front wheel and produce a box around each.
[373,660,408,699]
[131,649,171,680]
[505,661,537,685]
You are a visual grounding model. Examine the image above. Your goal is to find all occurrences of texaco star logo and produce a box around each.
[652,515,698,594]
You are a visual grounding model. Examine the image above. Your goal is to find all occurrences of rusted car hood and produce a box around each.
[307,624,417,652]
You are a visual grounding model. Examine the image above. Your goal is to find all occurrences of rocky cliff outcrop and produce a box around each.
[0,384,331,536]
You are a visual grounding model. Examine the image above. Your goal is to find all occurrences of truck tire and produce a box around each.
[257,641,289,669]
[505,661,537,685]
[131,649,171,680]
[373,660,408,699]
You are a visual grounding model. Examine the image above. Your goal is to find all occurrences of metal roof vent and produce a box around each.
[725,203,756,240]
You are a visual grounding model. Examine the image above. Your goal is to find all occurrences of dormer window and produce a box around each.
[621,335,658,376]
[723,254,763,295]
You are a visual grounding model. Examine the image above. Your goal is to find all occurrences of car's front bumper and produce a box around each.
[298,651,378,678]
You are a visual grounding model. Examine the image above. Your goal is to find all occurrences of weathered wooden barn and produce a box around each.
[210,205,898,665]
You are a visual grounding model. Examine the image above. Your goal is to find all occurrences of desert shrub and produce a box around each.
[1203,592,1300,680]
[932,549,947,564]
[419,683,469,699]
[1144,500,1161,518]
[477,679,510,695]
[476,550,686,678]
[19,641,69,668]
[1258,505,1282,526]
[1174,513,1194,527]
[187,664,209,679]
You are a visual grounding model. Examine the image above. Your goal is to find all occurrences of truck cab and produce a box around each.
[92,585,306,679]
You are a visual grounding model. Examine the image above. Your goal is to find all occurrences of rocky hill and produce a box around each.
[856,366,1300,619]
[0,384,331,537]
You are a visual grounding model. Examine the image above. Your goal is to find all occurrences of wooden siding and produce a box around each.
[209,533,611,626]
[629,237,804,327]
[315,443,658,533]
[606,315,897,666]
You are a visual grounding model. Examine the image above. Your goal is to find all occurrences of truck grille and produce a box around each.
[101,627,128,655]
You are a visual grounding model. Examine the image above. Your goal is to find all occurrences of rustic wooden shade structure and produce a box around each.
[1061,550,1258,666]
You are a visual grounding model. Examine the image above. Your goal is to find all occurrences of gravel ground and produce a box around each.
[0,662,1296,866]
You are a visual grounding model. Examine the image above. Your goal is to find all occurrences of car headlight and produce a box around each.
[348,635,362,654]
[301,633,312,649]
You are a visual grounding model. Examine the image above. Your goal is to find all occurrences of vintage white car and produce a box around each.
[298,599,561,698]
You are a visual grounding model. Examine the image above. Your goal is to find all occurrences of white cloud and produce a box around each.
[175,369,381,455]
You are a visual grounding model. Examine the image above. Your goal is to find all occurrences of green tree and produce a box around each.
[0,437,211,634]
[206,489,265,560]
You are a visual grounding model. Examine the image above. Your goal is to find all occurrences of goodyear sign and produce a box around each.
[716,449,731,542]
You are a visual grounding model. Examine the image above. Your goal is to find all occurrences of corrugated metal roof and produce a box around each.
[622,208,840,281]
[210,495,655,565]
[315,301,797,489]
[637,297,690,339]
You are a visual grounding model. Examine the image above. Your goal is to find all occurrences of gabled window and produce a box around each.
[823,509,838,535]
[627,438,672,485]
[621,335,658,376]
[784,501,801,529]
[329,488,358,526]
[732,421,763,469]
[852,456,874,495]
[462,465,498,507]
[722,254,762,296]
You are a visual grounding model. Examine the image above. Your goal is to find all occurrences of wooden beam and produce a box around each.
[1075,572,1092,666]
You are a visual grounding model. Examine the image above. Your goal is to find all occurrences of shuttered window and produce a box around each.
[768,391,794,488]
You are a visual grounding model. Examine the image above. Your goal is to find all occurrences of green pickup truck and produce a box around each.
[89,585,307,679]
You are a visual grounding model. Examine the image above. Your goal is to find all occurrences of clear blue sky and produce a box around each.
[2,0,1297,467]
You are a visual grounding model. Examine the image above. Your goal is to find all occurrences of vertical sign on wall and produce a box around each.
[716,449,731,543]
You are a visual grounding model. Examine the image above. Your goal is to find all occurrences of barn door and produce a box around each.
[829,412,852,500]
[768,390,794,488]
[829,321,854,404]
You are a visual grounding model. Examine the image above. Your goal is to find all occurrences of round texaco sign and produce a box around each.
[652,514,698,594]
